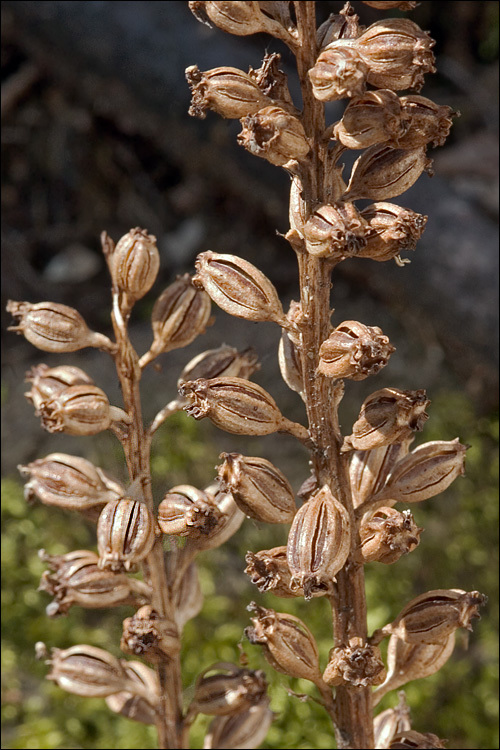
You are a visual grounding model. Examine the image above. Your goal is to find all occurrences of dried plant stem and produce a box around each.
[294,4,373,747]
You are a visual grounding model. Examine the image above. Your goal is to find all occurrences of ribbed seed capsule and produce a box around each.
[157,485,223,538]
[343,145,433,202]
[238,106,310,167]
[24,364,94,411]
[359,202,428,264]
[333,90,404,150]
[186,65,272,120]
[318,320,395,380]
[189,1,294,43]
[6,300,114,353]
[121,605,181,663]
[287,485,351,599]
[303,202,372,258]
[97,498,156,572]
[180,376,309,440]
[185,488,245,552]
[245,547,296,598]
[389,730,447,749]
[245,603,323,684]
[19,453,124,511]
[373,692,412,750]
[203,698,274,750]
[358,507,422,564]
[140,275,212,367]
[349,441,412,508]
[279,325,304,398]
[110,227,160,301]
[188,662,267,717]
[106,660,159,724]
[45,644,129,698]
[309,42,369,101]
[178,345,260,389]
[355,18,436,91]
[217,453,296,524]
[342,388,430,452]
[397,95,456,149]
[194,251,287,326]
[31,384,130,436]
[322,637,386,687]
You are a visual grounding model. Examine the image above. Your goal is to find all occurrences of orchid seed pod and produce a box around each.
[45,644,129,698]
[203,697,274,749]
[193,251,287,326]
[6,300,114,353]
[18,452,124,511]
[278,325,304,398]
[308,42,369,101]
[109,227,160,303]
[173,562,204,630]
[349,441,413,508]
[245,603,323,684]
[157,485,223,538]
[358,507,422,564]
[106,659,160,725]
[140,274,212,367]
[316,4,362,48]
[342,388,430,452]
[180,376,310,441]
[322,637,387,687]
[359,202,428,264]
[189,1,294,44]
[24,364,94,411]
[343,145,433,202]
[318,320,395,380]
[373,633,456,706]
[245,546,329,599]
[186,65,272,120]
[355,18,436,92]
[333,90,405,150]
[389,730,447,749]
[121,605,181,663]
[188,662,268,717]
[286,485,351,599]
[374,692,412,750]
[217,452,296,524]
[397,95,457,150]
[177,345,260,391]
[303,202,372,258]
[97,497,157,572]
[384,589,487,645]
[186,488,245,552]
[238,106,310,167]
[362,2,419,10]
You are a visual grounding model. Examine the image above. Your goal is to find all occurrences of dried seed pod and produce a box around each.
[362,2,418,9]
[344,145,433,202]
[6,300,114,353]
[358,507,422,564]
[316,3,362,48]
[238,106,310,166]
[140,275,212,366]
[245,546,296,598]
[323,637,386,687]
[189,1,293,42]
[178,345,260,390]
[318,320,395,380]
[303,202,372,258]
[121,606,181,663]
[286,485,351,599]
[371,439,467,507]
[355,19,436,91]
[397,95,456,149]
[385,589,487,645]
[194,251,287,326]
[157,485,223,538]
[374,692,412,750]
[308,42,369,101]
[373,633,456,706]
[180,376,309,440]
[19,453,124,511]
[186,65,272,120]
[217,453,296,524]
[45,644,129,698]
[106,660,159,725]
[97,498,156,572]
[186,488,245,551]
[342,388,430,452]
[203,697,274,749]
[246,603,323,684]
[333,90,404,150]
[389,730,447,749]
[350,441,412,508]
[278,325,304,398]
[188,662,267,717]
[24,364,94,411]
[359,202,428,264]
[173,562,204,630]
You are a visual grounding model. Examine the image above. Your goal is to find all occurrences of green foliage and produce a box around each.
[1,391,498,749]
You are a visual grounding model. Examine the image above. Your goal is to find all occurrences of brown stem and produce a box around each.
[293,4,373,748]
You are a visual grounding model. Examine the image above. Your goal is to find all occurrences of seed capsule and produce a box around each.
[186,65,272,120]
[24,364,94,411]
[322,637,386,687]
[188,662,267,717]
[344,145,433,202]
[31,384,130,436]
[389,730,447,749]
[303,202,372,258]
[350,442,412,509]
[121,605,181,663]
[309,42,369,101]
[217,453,296,524]
[278,321,304,398]
[287,485,351,599]
[157,485,223,538]
[245,603,323,684]
[189,1,286,39]
[178,345,260,389]
[397,95,456,149]
[238,106,310,167]
[342,388,430,452]
[109,227,160,302]
[45,644,129,698]
[359,202,428,264]
[194,251,287,326]
[245,547,296,598]
[318,320,395,380]
[106,660,159,724]
[97,497,156,572]
[374,692,412,750]
[186,488,245,552]
[203,697,274,749]
[355,19,436,92]
[333,90,404,150]
[6,300,114,353]
[358,507,422,564]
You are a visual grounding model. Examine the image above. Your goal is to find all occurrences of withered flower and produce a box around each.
[121,606,181,663]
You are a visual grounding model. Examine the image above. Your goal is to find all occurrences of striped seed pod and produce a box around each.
[333,90,404,150]
[97,498,157,572]
[287,485,351,599]
[245,546,329,599]
[157,485,223,538]
[343,145,433,202]
[106,660,160,724]
[238,106,310,167]
[318,320,395,380]
[186,488,245,552]
[350,442,412,508]
[322,637,386,687]
[359,202,428,264]
[389,730,447,749]
[24,364,94,411]
[397,95,456,150]
[203,697,274,750]
[217,453,296,524]
[373,692,412,750]
[309,42,369,101]
[45,644,129,698]
[358,507,422,564]
[303,202,371,258]
[178,345,260,389]
[278,325,304,398]
[109,227,160,303]
[186,65,272,120]
[121,605,181,663]
[188,662,267,717]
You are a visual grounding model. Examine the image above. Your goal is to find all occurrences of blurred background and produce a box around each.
[2,2,498,748]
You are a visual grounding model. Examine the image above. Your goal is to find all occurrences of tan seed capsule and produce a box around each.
[31,384,130,436]
[97,497,156,572]
[217,453,296,524]
[349,441,413,508]
[238,106,310,167]
[278,326,304,398]
[318,320,395,380]
[344,145,434,202]
[303,202,372,258]
[157,485,223,538]
[121,605,181,663]
[185,488,245,552]
[189,1,286,39]
[309,42,369,101]
[188,662,267,717]
[6,300,114,353]
[24,364,94,411]
[194,251,287,326]
[287,485,351,599]
[397,95,457,150]
[177,345,260,390]
[333,90,404,150]
[106,660,159,724]
[45,644,129,698]
[373,692,412,750]
[110,227,160,302]
[245,546,297,598]
[322,637,387,687]
[245,603,323,684]
[358,507,422,564]
[359,202,428,264]
[203,697,274,750]
[389,730,447,749]
[186,65,272,120]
